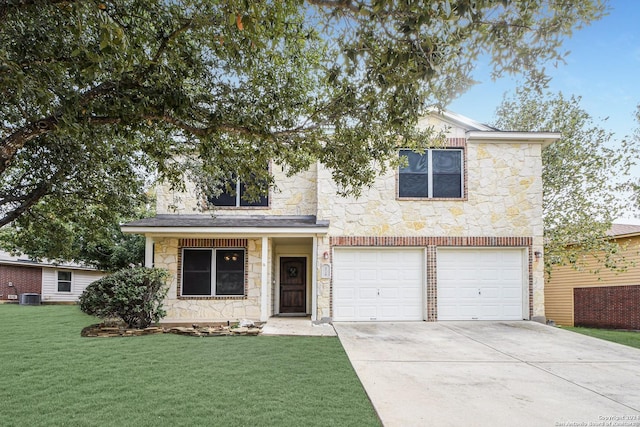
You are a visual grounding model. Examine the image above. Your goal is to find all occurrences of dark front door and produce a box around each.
[279,257,306,314]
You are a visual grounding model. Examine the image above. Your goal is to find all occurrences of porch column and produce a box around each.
[144,236,154,268]
[260,236,269,321]
[311,236,318,321]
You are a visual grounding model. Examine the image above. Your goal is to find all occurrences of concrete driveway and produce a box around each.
[334,321,640,427]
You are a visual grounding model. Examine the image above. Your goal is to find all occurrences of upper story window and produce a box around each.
[57,271,72,292]
[398,149,463,199]
[208,167,269,207]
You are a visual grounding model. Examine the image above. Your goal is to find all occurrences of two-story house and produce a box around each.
[122,111,559,324]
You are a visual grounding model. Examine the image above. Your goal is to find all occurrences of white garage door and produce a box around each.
[437,248,526,321]
[333,249,424,321]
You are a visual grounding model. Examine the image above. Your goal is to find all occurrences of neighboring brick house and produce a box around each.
[0,250,106,303]
[122,111,559,324]
[545,224,640,329]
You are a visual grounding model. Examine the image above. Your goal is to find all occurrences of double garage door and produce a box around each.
[333,248,526,321]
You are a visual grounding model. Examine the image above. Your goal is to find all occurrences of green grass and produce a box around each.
[564,326,640,349]
[0,305,380,427]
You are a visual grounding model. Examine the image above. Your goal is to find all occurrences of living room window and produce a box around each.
[57,271,72,292]
[398,149,463,198]
[208,174,269,207]
[181,248,245,296]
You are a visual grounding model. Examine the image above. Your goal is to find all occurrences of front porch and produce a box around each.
[261,315,336,336]
[122,215,330,323]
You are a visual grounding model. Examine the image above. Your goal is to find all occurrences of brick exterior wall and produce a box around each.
[0,265,42,300]
[574,285,640,330]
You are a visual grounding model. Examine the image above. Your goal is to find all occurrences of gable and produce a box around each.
[417,110,496,139]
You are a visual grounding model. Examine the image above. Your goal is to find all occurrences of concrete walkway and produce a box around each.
[334,321,640,427]
[261,316,336,336]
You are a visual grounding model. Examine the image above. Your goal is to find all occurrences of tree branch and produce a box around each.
[0,179,52,227]
[0,117,58,175]
[150,19,194,67]
[0,81,118,174]
[306,0,360,14]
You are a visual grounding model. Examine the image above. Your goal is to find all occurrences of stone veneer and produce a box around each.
[154,237,263,323]
[316,139,545,318]
[156,163,318,216]
[148,117,547,321]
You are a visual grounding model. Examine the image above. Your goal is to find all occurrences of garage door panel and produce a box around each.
[501,287,522,299]
[357,306,377,319]
[335,288,355,299]
[480,269,499,279]
[502,305,522,316]
[334,306,355,318]
[455,304,479,317]
[438,288,457,299]
[467,287,483,297]
[437,249,525,321]
[335,267,355,280]
[379,288,398,298]
[359,269,378,281]
[404,270,422,281]
[333,249,424,321]
[482,287,500,298]
[381,270,399,281]
[358,287,378,299]
[401,288,422,299]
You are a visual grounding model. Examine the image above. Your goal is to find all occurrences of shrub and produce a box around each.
[79,267,169,328]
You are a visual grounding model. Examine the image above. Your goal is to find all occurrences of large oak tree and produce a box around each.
[0,0,606,263]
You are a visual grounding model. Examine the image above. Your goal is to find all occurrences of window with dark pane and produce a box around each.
[215,249,245,295]
[398,150,428,197]
[182,249,212,295]
[57,271,72,292]
[208,167,269,207]
[432,150,462,198]
[208,176,238,207]
[239,181,268,207]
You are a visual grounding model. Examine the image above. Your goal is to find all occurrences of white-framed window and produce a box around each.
[57,271,72,292]
[181,248,245,296]
[398,149,463,198]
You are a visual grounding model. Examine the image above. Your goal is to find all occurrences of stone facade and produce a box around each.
[143,112,549,322]
[156,163,318,216]
[154,237,264,323]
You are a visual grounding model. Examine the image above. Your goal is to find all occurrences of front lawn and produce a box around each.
[0,305,380,427]
[564,326,640,350]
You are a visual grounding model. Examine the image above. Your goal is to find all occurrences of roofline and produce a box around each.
[466,131,561,147]
[609,231,640,239]
[0,258,103,271]
[121,226,330,237]
[438,110,497,131]
[555,231,640,248]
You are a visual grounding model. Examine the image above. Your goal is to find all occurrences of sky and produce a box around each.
[449,0,640,222]
[449,1,639,140]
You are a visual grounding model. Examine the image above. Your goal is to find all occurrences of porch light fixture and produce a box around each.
[534,251,542,260]
[224,253,239,262]
[323,251,330,260]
